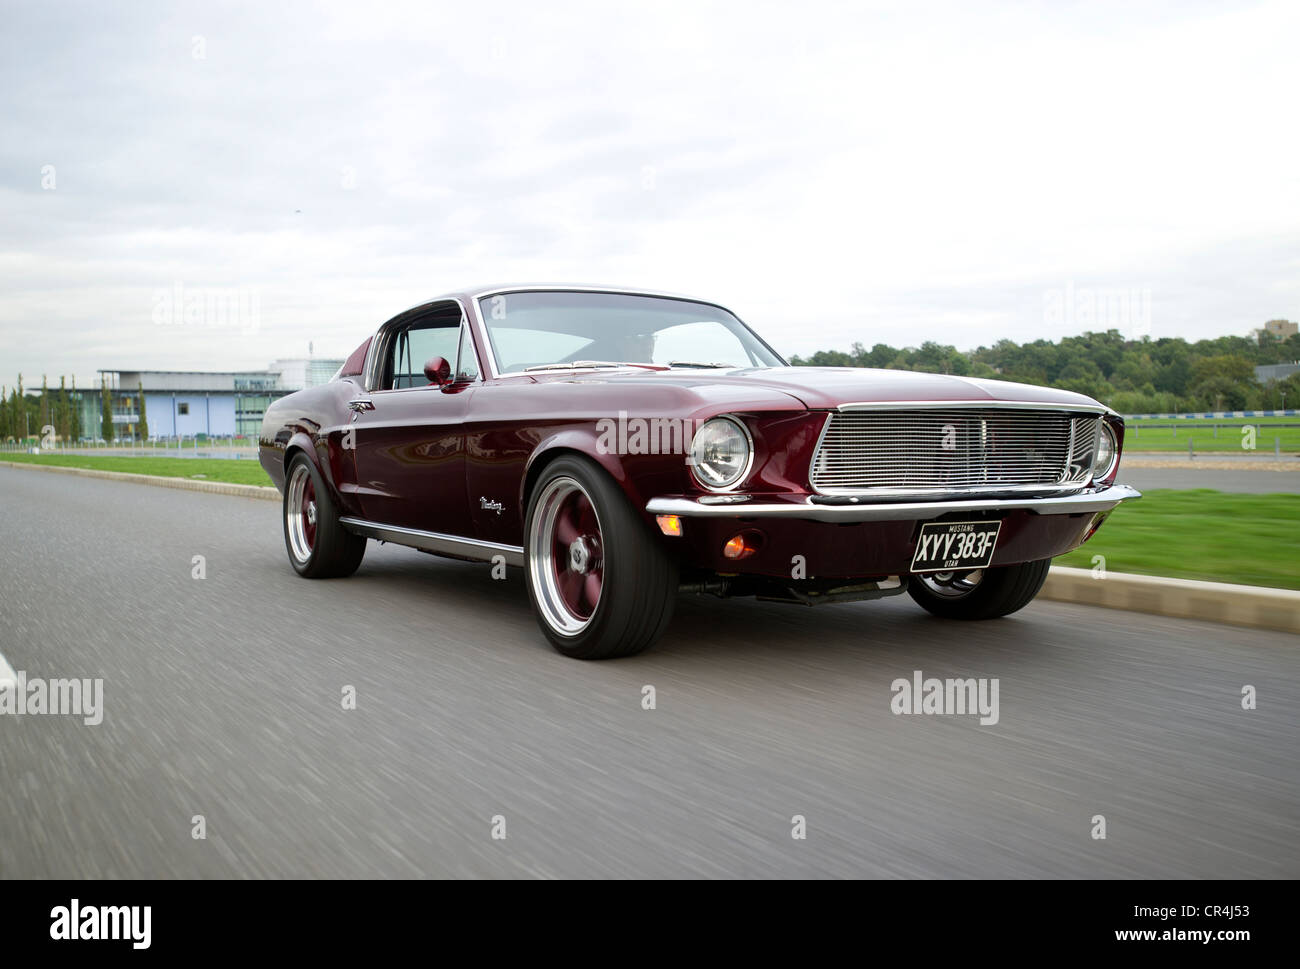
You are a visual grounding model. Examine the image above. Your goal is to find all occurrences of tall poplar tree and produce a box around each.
[137,380,149,441]
[57,376,68,443]
[70,376,81,441]
[101,376,114,442]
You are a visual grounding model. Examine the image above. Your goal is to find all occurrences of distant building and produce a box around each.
[1257,320,1298,341]
[1255,362,1300,384]
[85,357,343,440]
[272,357,346,391]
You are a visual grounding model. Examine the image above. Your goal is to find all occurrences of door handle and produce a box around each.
[348,399,375,413]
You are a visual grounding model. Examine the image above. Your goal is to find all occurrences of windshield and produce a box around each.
[476,291,786,374]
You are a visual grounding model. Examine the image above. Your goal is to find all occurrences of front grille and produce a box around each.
[809,408,1101,495]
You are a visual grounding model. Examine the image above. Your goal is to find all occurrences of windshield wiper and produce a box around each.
[524,360,627,372]
[524,361,668,372]
[668,360,735,369]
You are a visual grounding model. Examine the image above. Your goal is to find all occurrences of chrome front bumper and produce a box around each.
[646,484,1141,523]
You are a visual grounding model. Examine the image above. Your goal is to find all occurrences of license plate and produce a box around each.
[910,520,1001,573]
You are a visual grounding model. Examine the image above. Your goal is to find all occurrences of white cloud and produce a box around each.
[0,0,1296,387]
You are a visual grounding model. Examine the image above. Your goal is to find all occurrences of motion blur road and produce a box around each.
[1,466,1297,878]
[1120,464,1299,494]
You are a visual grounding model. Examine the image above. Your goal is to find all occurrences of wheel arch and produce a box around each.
[283,431,341,498]
[520,432,646,524]
[283,433,317,478]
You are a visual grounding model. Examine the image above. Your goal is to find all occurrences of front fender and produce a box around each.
[521,428,651,523]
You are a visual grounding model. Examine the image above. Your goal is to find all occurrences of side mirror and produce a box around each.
[423,356,452,387]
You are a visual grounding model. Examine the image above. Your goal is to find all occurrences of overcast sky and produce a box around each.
[1,0,1297,387]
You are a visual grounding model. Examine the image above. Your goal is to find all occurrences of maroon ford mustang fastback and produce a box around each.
[260,285,1139,658]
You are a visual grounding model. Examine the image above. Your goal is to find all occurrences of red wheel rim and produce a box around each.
[301,475,317,550]
[529,476,607,636]
[550,489,603,621]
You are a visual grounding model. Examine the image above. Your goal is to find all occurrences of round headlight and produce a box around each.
[690,417,752,491]
[1091,422,1118,480]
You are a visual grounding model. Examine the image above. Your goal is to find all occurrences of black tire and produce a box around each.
[283,452,366,579]
[524,456,678,659]
[907,558,1050,620]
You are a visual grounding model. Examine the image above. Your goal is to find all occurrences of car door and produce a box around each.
[350,307,476,536]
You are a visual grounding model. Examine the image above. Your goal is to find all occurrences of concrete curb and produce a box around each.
[1041,567,1300,635]
[4,458,1298,634]
[0,460,280,502]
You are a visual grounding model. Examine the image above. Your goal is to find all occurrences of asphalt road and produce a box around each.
[1117,465,1298,494]
[1125,451,1299,465]
[1,466,1297,878]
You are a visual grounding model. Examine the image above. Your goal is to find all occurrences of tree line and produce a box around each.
[788,323,1300,413]
[0,375,149,443]
[0,375,83,444]
[3,325,1298,441]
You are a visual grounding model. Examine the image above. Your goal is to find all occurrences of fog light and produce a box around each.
[723,531,762,560]
[656,514,683,537]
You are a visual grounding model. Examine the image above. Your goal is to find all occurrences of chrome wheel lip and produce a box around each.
[529,476,604,637]
[286,463,315,564]
[919,569,984,598]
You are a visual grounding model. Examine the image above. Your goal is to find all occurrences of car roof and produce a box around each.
[438,282,717,304]
[375,284,743,344]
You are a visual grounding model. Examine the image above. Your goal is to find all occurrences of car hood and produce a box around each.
[545,366,1105,412]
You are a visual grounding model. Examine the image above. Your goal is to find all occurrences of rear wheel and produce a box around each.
[283,453,366,578]
[907,559,1050,620]
[525,457,677,659]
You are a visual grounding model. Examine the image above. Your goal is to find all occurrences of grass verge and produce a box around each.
[1056,489,1300,590]
[0,452,275,487]
[1125,420,1300,454]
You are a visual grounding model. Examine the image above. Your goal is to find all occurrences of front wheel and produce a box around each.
[907,559,1051,620]
[524,457,678,659]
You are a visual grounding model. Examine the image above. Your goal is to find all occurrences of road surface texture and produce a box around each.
[1,466,1297,878]
[1118,466,1298,494]
[1125,452,1300,467]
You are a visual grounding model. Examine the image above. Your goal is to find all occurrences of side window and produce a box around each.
[455,321,480,381]
[386,322,459,389]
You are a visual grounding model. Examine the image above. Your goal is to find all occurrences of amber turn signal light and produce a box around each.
[656,514,683,537]
[723,531,762,560]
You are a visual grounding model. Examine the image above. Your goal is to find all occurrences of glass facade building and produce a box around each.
[79,360,342,442]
